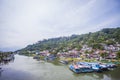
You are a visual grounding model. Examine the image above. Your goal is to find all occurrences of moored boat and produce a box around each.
[59,60,68,64]
[106,63,117,69]
[2,54,14,61]
[33,56,40,60]
[69,61,117,73]
[69,63,94,73]
[88,63,102,72]
[99,63,108,71]
[77,62,102,72]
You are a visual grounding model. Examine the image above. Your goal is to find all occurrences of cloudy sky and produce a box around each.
[0,0,120,51]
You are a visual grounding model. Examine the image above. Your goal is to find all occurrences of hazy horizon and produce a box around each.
[0,0,120,51]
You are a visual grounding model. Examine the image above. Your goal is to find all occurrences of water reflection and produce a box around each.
[0,69,3,77]
[0,68,42,80]
[72,67,120,80]
[0,55,120,80]
[0,56,15,77]
[0,57,14,65]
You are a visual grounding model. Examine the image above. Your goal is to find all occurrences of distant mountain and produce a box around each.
[18,27,120,54]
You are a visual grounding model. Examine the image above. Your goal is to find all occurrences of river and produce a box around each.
[0,55,120,80]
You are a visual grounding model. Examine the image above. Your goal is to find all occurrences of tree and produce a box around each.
[18,27,120,56]
[92,43,104,50]
[105,40,116,45]
[100,52,108,59]
[116,51,120,58]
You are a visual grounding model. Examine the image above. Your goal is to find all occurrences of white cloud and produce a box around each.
[0,0,120,51]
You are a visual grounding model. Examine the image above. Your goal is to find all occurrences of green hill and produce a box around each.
[18,27,120,54]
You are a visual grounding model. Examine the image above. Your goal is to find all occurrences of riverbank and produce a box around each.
[0,52,13,60]
[0,52,14,68]
[27,53,120,69]
[1,55,120,80]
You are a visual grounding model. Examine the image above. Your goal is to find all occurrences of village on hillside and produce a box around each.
[19,43,120,64]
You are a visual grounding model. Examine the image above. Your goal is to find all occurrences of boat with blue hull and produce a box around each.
[69,62,117,73]
[76,62,102,72]
[99,63,117,71]
[69,64,94,73]
[88,63,102,72]
[99,63,108,71]
[106,63,117,68]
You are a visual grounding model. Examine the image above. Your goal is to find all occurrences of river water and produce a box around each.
[0,55,120,80]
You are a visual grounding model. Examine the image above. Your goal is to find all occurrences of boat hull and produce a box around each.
[69,65,93,73]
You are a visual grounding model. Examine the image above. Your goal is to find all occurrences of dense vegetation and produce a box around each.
[18,27,120,54]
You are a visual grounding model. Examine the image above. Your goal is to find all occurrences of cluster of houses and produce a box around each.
[35,50,56,61]
[57,50,80,58]
[32,43,120,61]
[80,44,119,60]
[104,44,120,52]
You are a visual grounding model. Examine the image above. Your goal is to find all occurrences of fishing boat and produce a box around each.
[87,63,102,72]
[59,60,68,64]
[99,63,117,71]
[99,63,108,71]
[77,62,102,72]
[106,63,117,69]
[69,62,117,73]
[69,64,93,73]
[3,57,11,61]
[33,56,40,60]
[3,54,14,61]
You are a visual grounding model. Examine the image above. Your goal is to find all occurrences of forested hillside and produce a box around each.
[18,27,120,54]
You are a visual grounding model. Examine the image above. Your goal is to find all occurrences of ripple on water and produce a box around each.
[0,55,120,80]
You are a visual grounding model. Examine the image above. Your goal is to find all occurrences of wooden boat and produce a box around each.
[99,63,108,71]
[106,63,117,68]
[99,63,117,70]
[69,62,117,73]
[77,62,102,72]
[33,56,40,60]
[69,64,93,73]
[3,54,14,61]
[59,60,68,64]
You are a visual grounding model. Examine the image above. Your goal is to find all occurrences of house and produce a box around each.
[106,53,117,59]
[57,49,80,58]
[81,45,92,51]
[34,50,50,57]
[44,54,56,61]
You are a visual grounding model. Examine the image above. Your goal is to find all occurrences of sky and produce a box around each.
[0,0,120,51]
